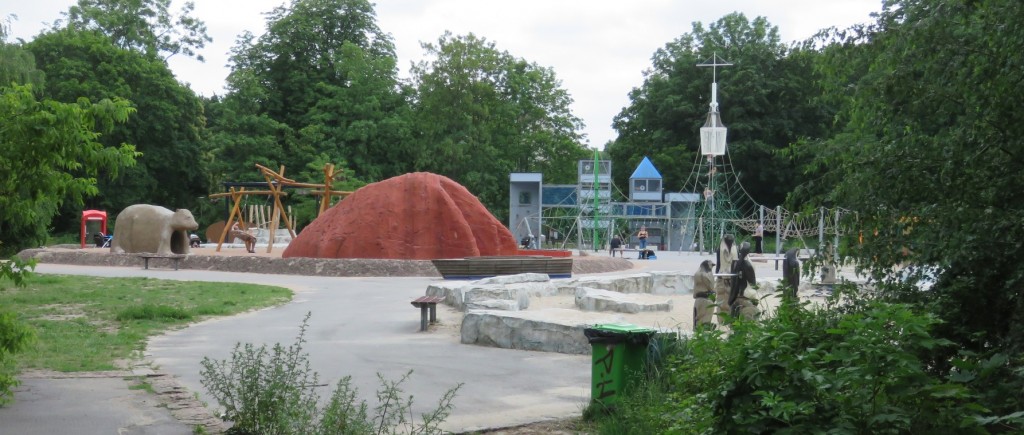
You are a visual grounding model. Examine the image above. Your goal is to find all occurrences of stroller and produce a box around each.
[93,232,113,248]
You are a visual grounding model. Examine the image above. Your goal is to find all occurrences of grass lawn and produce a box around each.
[0,274,292,372]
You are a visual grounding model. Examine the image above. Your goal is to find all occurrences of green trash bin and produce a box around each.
[584,322,656,407]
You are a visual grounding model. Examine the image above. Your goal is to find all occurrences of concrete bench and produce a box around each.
[411,295,444,331]
[138,254,186,270]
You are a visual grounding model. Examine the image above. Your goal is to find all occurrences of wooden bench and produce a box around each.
[749,254,811,270]
[614,248,658,259]
[431,256,573,280]
[138,254,186,271]
[411,296,444,332]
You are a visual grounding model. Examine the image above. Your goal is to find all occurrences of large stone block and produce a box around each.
[283,172,518,260]
[425,282,465,307]
[460,309,622,354]
[648,271,693,295]
[572,274,652,294]
[476,273,550,285]
[574,287,674,313]
[463,285,530,311]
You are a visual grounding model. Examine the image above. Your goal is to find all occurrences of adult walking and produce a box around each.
[637,226,649,249]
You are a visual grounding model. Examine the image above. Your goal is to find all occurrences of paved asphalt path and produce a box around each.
[3,250,806,434]
[8,263,594,434]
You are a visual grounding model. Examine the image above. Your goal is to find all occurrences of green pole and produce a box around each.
[592,148,600,252]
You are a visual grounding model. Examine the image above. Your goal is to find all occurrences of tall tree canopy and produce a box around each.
[799,0,1024,359]
[0,84,138,254]
[609,13,833,207]
[0,19,44,88]
[59,0,211,60]
[26,28,209,221]
[208,0,408,185]
[410,32,589,219]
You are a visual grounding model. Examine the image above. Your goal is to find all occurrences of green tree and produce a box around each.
[203,93,294,186]
[27,28,209,223]
[0,19,44,89]
[793,0,1024,424]
[0,83,138,254]
[609,13,833,207]
[211,0,410,184]
[410,32,589,218]
[59,0,211,60]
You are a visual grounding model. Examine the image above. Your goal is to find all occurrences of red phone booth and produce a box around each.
[81,210,108,248]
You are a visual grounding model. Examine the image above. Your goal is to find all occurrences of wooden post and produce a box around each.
[215,187,246,252]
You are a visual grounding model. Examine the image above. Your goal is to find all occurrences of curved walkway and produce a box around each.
[6,264,594,433]
[4,250,813,434]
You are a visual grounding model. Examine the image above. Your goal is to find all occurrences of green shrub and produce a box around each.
[200,313,460,434]
[0,311,35,405]
[0,255,35,405]
[596,286,994,434]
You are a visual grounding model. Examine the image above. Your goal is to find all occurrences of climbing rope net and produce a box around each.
[678,147,854,253]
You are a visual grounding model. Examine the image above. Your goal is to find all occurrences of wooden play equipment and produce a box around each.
[209,163,353,253]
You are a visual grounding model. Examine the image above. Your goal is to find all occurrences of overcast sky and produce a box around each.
[6,0,882,148]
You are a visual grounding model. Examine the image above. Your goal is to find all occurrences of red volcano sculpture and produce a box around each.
[283,172,518,260]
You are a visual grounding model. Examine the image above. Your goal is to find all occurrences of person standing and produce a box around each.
[637,226,649,249]
[693,260,716,329]
[714,234,738,320]
[754,222,764,254]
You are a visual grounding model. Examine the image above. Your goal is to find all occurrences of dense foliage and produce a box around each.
[58,0,211,60]
[593,292,1018,433]
[609,13,834,207]
[792,0,1024,417]
[411,32,590,217]
[26,28,208,222]
[0,82,138,253]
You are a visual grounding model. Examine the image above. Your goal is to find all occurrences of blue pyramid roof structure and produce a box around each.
[629,156,663,180]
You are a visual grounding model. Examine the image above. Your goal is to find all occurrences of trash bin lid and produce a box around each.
[592,322,656,334]
[584,322,657,345]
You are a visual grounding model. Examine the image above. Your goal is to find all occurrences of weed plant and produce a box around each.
[200,313,461,435]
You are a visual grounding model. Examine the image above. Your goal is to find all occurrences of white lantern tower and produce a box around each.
[696,54,732,250]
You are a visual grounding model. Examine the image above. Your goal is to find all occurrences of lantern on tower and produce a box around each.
[699,82,727,157]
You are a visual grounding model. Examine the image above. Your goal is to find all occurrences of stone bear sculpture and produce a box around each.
[110,205,199,255]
